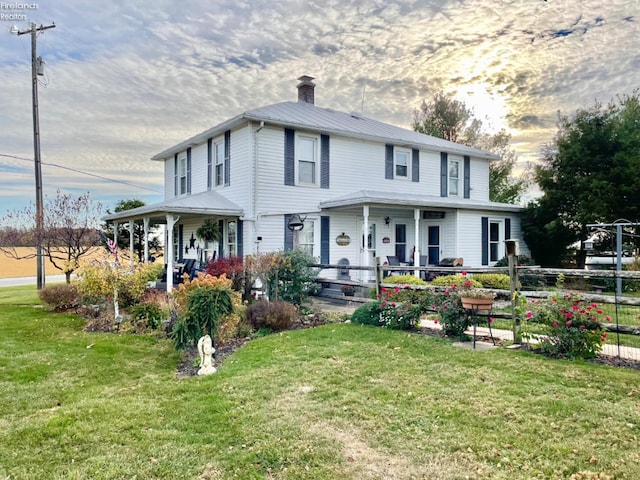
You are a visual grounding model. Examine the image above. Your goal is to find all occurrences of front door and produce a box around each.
[427,225,440,265]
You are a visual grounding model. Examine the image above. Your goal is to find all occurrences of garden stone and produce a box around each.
[197,335,216,375]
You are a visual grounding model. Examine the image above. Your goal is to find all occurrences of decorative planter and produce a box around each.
[460,296,494,312]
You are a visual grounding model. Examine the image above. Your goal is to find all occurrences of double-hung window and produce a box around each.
[449,159,460,196]
[395,149,409,179]
[215,141,224,187]
[297,135,317,185]
[227,221,237,257]
[489,220,502,263]
[178,157,187,195]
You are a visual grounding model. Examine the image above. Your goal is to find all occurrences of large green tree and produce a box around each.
[523,94,640,267]
[413,92,527,204]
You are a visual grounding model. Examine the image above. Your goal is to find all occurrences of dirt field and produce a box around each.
[0,247,107,279]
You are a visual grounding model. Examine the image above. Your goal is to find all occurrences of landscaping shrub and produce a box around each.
[205,255,245,292]
[432,290,467,338]
[262,250,319,306]
[377,286,435,314]
[379,289,421,330]
[383,274,428,286]
[127,302,165,330]
[431,274,481,289]
[38,283,79,311]
[77,261,163,308]
[494,255,536,267]
[246,300,298,331]
[350,302,382,326]
[525,293,608,359]
[472,273,510,289]
[171,274,240,349]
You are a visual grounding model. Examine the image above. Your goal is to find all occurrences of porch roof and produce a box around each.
[318,190,524,213]
[102,190,244,223]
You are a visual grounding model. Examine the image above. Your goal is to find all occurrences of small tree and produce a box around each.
[0,190,102,283]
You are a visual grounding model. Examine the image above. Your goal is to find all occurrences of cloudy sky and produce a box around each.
[0,0,638,217]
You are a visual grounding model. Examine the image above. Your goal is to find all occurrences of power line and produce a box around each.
[0,153,162,194]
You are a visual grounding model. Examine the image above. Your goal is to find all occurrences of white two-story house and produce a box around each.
[104,76,528,289]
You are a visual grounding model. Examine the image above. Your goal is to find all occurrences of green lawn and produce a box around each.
[2,288,640,479]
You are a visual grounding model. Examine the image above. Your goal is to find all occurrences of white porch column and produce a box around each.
[166,214,180,292]
[143,217,150,262]
[113,221,118,247]
[362,205,369,282]
[129,220,135,264]
[414,208,421,278]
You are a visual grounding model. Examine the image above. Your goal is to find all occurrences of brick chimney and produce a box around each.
[297,75,315,104]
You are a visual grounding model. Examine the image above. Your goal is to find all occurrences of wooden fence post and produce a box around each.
[375,256,382,297]
[506,240,521,344]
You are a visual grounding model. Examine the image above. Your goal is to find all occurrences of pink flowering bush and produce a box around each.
[351,287,420,330]
[378,288,421,330]
[433,288,467,338]
[525,293,607,359]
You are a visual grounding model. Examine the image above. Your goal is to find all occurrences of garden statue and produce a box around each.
[197,335,216,375]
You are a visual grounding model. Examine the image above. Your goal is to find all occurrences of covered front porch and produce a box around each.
[318,190,523,283]
[102,190,244,291]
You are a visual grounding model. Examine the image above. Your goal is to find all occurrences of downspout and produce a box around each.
[414,208,420,278]
[253,121,264,254]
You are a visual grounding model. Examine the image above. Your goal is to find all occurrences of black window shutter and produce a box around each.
[284,128,295,185]
[218,220,224,258]
[174,154,178,196]
[463,155,470,198]
[412,149,419,182]
[186,147,192,194]
[320,216,330,264]
[505,218,511,240]
[207,139,212,190]
[440,152,448,197]
[481,217,489,266]
[385,144,394,179]
[237,219,244,257]
[321,134,330,189]
[224,130,231,186]
[178,224,184,261]
[284,214,293,251]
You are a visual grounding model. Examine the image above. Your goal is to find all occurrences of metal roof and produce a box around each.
[151,101,500,161]
[102,190,244,223]
[319,190,523,213]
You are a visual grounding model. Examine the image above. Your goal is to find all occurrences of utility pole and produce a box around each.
[17,22,55,290]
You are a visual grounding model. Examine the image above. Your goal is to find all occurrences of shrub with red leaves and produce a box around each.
[205,256,245,292]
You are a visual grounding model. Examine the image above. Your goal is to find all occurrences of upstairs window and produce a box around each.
[215,141,224,187]
[297,136,317,184]
[178,157,187,195]
[395,149,409,178]
[449,159,460,196]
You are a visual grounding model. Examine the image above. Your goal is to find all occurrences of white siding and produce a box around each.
[190,143,208,194]
[156,118,521,269]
